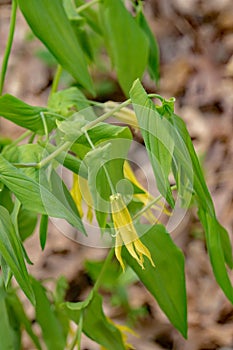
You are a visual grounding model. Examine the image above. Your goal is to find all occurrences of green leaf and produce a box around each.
[48,87,96,120]
[84,134,132,227]
[6,292,42,350]
[41,142,87,178]
[0,94,54,134]
[0,155,85,234]
[198,210,233,303]
[18,0,94,94]
[18,207,38,241]
[0,207,35,304]
[136,8,160,83]
[0,254,12,287]
[65,292,126,350]
[165,110,233,300]
[31,278,66,350]
[100,0,149,96]
[130,79,175,207]
[0,286,15,350]
[73,122,132,158]
[122,224,187,338]
[39,215,48,250]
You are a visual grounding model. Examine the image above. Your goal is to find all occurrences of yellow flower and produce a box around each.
[123,161,171,224]
[100,318,138,350]
[110,193,155,271]
[70,173,93,222]
[104,101,138,128]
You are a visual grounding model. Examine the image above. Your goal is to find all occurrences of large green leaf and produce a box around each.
[166,109,233,301]
[0,155,85,233]
[130,79,175,207]
[65,292,126,350]
[18,0,94,94]
[100,0,149,95]
[31,278,66,350]
[0,94,54,134]
[0,286,15,350]
[6,292,42,350]
[0,207,35,304]
[122,224,187,338]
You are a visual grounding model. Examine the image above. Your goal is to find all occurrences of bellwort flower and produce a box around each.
[110,193,155,271]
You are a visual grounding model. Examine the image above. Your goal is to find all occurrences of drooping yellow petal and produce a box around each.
[110,193,155,270]
[124,161,171,223]
[100,318,138,350]
[115,231,125,271]
[134,239,155,267]
[70,173,83,218]
[70,174,94,222]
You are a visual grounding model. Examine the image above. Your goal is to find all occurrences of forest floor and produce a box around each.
[0,0,233,349]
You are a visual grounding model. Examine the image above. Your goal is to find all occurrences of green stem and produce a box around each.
[93,248,114,293]
[82,99,131,132]
[50,65,62,96]
[77,311,83,350]
[68,311,83,350]
[133,185,177,220]
[83,129,116,194]
[0,0,18,95]
[12,141,71,168]
[38,141,71,168]
[76,0,99,14]
[2,130,32,155]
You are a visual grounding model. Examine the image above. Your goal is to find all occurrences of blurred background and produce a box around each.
[0,0,233,349]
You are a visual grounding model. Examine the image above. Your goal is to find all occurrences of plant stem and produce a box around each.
[133,185,177,220]
[0,0,17,95]
[82,99,131,132]
[93,248,114,293]
[76,0,99,14]
[83,129,116,194]
[77,311,83,350]
[38,141,71,168]
[68,311,83,350]
[12,141,71,168]
[50,64,62,96]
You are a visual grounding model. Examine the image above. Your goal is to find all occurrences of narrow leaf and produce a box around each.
[0,155,85,234]
[130,79,175,207]
[0,287,15,350]
[0,206,35,304]
[18,0,94,93]
[0,94,54,134]
[100,0,149,95]
[31,278,66,350]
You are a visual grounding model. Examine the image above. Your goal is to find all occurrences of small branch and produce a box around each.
[92,248,115,293]
[133,185,177,220]
[50,64,62,96]
[75,0,99,14]
[82,99,131,132]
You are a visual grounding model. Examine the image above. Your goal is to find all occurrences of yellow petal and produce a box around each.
[125,241,143,268]
[70,174,83,217]
[134,239,155,267]
[115,232,125,271]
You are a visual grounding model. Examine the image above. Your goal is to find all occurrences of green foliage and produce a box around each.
[123,224,187,338]
[0,0,232,349]
[18,0,94,94]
